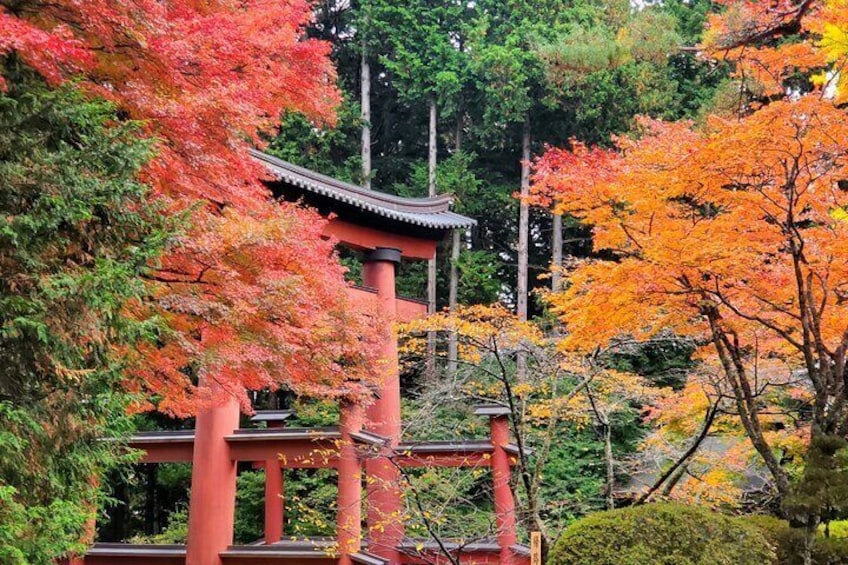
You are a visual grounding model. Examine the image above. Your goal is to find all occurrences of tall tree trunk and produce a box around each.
[706,308,791,498]
[428,98,437,196]
[360,42,371,189]
[448,101,461,376]
[603,418,614,510]
[517,113,530,322]
[454,105,462,153]
[426,98,438,378]
[517,114,530,378]
[551,213,562,290]
[448,228,460,375]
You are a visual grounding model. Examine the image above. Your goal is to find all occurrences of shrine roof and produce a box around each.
[250,409,296,423]
[473,404,511,417]
[251,149,476,230]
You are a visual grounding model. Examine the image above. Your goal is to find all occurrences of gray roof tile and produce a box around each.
[251,150,476,230]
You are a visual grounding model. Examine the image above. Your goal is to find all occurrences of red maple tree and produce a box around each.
[1,0,382,415]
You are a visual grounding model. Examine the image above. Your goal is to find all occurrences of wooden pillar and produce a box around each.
[363,248,404,564]
[264,459,284,543]
[490,414,517,563]
[185,379,240,565]
[264,418,287,544]
[338,401,364,565]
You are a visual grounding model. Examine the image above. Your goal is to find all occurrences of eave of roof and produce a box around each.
[250,149,476,230]
[250,409,296,423]
[473,404,511,417]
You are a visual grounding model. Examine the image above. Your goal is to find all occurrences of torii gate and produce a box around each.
[79,151,531,565]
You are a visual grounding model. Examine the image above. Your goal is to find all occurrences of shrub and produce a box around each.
[746,515,848,565]
[547,503,775,565]
[825,520,848,539]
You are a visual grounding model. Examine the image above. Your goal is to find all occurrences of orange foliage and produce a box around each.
[535,96,848,362]
[534,1,848,498]
[639,364,807,506]
[699,1,848,99]
[0,2,381,414]
[126,206,386,415]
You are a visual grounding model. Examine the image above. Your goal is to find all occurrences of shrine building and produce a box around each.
[77,151,531,565]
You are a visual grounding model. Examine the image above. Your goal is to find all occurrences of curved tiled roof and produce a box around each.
[251,149,476,230]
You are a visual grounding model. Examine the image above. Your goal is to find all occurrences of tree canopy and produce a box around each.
[533,0,848,546]
[1,0,382,414]
[0,69,167,565]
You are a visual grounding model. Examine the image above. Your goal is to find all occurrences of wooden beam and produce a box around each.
[324,219,437,260]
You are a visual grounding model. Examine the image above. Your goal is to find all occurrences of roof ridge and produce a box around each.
[251,149,454,210]
[249,149,476,229]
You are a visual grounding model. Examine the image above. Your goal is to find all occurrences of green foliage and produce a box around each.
[266,103,362,184]
[339,250,364,286]
[538,428,608,527]
[234,471,265,544]
[286,469,337,537]
[468,0,611,132]
[826,520,848,538]
[393,151,482,201]
[0,483,91,565]
[660,0,713,45]
[455,250,502,305]
[548,503,776,565]
[401,399,487,442]
[151,507,189,544]
[99,458,192,542]
[537,411,643,532]
[129,505,189,544]
[538,3,723,144]
[601,337,695,389]
[785,435,848,531]
[747,515,848,565]
[401,466,495,540]
[538,26,626,77]
[0,69,170,563]
[374,0,470,111]
[291,399,339,427]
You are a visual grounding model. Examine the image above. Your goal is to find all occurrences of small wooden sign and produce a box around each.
[530,531,542,565]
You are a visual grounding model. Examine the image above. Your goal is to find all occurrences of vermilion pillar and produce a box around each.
[363,248,404,564]
[264,458,284,543]
[185,380,240,565]
[338,401,364,565]
[490,414,517,563]
[265,419,286,544]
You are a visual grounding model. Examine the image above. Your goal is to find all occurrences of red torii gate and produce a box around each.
[79,151,530,565]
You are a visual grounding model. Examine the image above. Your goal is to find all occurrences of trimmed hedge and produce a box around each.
[548,503,775,565]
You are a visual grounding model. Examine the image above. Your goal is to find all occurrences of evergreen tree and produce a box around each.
[0,67,171,564]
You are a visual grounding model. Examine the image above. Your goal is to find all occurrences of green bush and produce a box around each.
[824,520,848,539]
[129,507,188,545]
[547,503,775,565]
[747,515,848,565]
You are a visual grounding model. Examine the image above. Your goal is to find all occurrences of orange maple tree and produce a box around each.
[0,1,381,414]
[533,0,848,510]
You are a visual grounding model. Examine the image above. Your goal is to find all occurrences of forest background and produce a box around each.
[3,0,848,564]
